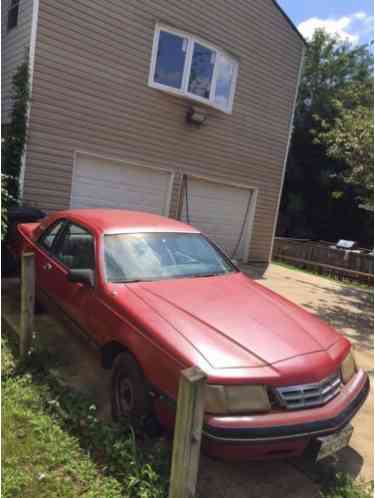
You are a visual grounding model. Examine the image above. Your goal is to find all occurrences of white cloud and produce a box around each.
[353,11,367,21]
[298,11,373,45]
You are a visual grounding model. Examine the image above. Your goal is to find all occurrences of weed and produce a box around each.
[2,333,170,498]
[321,473,373,498]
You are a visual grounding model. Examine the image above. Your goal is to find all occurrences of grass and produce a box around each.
[2,333,170,498]
[2,327,373,498]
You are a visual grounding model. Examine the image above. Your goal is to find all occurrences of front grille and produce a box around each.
[275,373,342,410]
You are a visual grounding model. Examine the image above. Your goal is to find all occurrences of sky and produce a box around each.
[277,0,373,45]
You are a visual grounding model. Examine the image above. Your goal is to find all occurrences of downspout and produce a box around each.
[268,44,306,262]
[19,0,40,200]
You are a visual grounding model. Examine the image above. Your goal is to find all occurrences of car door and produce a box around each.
[35,218,68,303]
[52,222,98,336]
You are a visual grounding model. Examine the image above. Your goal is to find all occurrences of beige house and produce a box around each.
[2,0,305,263]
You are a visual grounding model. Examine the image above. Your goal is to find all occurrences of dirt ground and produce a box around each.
[2,263,373,497]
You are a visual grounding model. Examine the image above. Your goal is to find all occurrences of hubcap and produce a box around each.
[117,375,134,416]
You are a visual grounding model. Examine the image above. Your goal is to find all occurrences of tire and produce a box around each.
[111,352,151,424]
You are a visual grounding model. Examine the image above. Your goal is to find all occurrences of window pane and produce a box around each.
[154,31,187,89]
[215,55,235,110]
[188,43,215,99]
[57,224,95,270]
[7,0,19,30]
[39,220,65,251]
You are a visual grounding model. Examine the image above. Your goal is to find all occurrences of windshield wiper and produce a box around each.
[111,273,226,283]
[111,279,144,284]
[191,272,224,278]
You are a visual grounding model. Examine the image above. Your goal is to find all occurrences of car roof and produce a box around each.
[50,209,200,234]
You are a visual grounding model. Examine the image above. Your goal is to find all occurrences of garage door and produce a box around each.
[71,154,173,215]
[181,177,253,259]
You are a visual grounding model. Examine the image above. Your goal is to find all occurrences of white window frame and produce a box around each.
[148,23,239,114]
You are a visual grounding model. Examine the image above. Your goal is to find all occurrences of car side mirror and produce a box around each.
[67,268,95,287]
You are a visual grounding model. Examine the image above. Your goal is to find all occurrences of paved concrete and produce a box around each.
[242,263,374,482]
[3,263,373,495]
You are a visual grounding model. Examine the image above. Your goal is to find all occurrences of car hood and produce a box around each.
[127,272,341,369]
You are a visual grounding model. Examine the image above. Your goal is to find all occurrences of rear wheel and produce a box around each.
[111,352,151,424]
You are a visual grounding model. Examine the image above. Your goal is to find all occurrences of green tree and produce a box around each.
[279,30,373,245]
[317,80,373,209]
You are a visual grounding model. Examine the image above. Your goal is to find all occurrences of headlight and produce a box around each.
[341,351,357,384]
[205,384,271,415]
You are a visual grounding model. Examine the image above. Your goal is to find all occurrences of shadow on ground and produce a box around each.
[242,263,373,354]
[300,283,373,353]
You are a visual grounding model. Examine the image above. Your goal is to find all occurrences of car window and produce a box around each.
[56,223,95,270]
[38,220,65,251]
[104,233,235,283]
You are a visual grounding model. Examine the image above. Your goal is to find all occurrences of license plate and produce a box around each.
[315,425,353,461]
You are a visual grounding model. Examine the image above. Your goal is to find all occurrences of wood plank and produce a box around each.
[168,367,207,498]
[19,252,35,357]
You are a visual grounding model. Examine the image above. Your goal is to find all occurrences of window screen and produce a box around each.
[188,43,215,99]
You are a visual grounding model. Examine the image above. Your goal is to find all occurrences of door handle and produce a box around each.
[43,263,52,271]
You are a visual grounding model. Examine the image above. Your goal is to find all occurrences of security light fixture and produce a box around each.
[186,106,207,126]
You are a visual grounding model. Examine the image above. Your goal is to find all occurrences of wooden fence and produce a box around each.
[273,238,374,284]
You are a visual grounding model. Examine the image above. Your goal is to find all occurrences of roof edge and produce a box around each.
[270,0,308,47]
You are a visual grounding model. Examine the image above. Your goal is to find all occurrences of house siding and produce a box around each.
[23,0,304,262]
[1,0,34,123]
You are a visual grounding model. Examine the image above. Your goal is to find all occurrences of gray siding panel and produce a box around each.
[1,0,34,123]
[23,0,304,261]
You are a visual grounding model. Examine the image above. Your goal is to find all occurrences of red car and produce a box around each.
[17,209,369,461]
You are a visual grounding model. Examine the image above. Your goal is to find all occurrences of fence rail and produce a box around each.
[273,238,373,284]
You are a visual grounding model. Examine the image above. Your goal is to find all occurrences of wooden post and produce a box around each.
[19,252,35,357]
[168,367,207,498]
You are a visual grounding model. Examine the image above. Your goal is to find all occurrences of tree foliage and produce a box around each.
[317,80,373,209]
[279,30,373,246]
[1,174,15,240]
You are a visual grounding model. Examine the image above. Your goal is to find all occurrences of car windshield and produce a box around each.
[104,233,236,283]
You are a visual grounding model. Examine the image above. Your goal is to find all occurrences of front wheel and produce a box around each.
[111,352,151,424]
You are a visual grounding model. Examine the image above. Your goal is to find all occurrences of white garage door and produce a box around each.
[71,154,173,215]
[181,177,253,259]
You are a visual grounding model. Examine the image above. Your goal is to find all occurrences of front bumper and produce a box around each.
[201,370,369,460]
